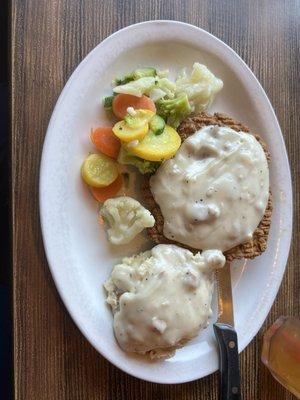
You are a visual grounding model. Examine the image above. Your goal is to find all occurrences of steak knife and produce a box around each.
[213,261,242,400]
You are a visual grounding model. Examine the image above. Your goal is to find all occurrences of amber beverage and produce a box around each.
[262,316,300,397]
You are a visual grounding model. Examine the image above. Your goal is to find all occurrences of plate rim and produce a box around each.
[39,20,293,384]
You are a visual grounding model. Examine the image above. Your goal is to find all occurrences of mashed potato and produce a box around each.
[105,244,225,358]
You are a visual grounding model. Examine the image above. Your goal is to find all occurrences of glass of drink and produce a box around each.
[262,316,300,398]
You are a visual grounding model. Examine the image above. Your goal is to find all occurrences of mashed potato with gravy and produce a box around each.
[105,244,225,358]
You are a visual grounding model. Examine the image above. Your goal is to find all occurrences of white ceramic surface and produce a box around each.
[39,21,292,384]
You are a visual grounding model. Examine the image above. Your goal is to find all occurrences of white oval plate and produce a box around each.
[40,21,292,384]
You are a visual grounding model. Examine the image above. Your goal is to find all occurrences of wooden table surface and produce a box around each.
[12,1,299,399]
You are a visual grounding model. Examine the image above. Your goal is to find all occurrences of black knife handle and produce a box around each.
[213,323,242,400]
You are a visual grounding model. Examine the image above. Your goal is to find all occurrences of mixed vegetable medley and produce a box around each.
[81,63,223,203]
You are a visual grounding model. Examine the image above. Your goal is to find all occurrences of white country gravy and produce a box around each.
[150,125,269,251]
[105,245,225,356]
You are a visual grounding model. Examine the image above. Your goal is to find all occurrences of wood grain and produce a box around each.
[11,0,299,399]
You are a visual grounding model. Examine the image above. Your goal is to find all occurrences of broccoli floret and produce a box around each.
[135,159,160,174]
[117,147,160,175]
[114,73,135,86]
[156,93,192,128]
[102,96,114,111]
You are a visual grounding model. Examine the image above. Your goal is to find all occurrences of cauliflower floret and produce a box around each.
[175,63,223,112]
[100,197,155,245]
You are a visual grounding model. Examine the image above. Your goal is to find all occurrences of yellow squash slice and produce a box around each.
[126,125,181,161]
[124,109,155,129]
[113,120,148,142]
[81,153,118,188]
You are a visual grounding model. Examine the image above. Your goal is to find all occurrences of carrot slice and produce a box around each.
[90,174,123,202]
[112,94,156,119]
[90,127,121,159]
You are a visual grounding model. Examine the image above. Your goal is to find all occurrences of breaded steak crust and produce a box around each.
[142,112,272,261]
